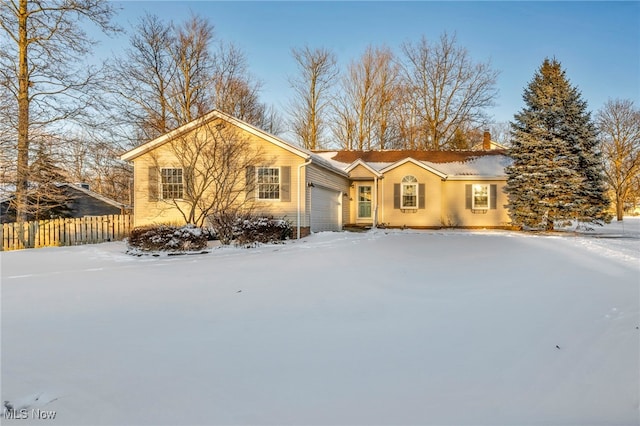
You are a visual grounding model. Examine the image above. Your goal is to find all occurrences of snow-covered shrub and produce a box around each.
[208,212,238,245]
[233,215,292,247]
[126,224,208,253]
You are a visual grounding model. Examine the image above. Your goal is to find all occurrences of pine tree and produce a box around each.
[505,58,610,230]
[26,146,72,220]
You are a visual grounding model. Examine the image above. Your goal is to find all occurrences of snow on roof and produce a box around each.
[311,151,351,170]
[313,150,511,177]
[423,154,512,177]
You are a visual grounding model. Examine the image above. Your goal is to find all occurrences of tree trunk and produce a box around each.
[616,192,624,221]
[16,0,30,223]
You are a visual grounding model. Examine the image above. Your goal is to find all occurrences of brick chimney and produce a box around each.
[483,130,491,150]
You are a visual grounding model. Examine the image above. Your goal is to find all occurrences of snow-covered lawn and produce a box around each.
[2,219,639,425]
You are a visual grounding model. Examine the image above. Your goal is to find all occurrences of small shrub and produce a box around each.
[208,212,237,245]
[127,224,208,253]
[233,215,292,247]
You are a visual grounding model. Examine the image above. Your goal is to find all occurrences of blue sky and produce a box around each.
[100,1,639,124]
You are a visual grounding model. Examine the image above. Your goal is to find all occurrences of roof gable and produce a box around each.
[120,110,312,162]
[345,159,383,177]
[380,157,447,178]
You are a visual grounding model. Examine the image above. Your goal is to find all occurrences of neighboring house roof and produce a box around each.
[314,150,511,179]
[57,183,126,210]
[471,140,509,151]
[0,183,125,219]
[120,109,347,177]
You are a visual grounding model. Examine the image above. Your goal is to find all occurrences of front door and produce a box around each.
[358,185,372,219]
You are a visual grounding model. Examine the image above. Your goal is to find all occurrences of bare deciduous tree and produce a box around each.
[400,32,499,150]
[211,41,270,128]
[596,99,640,220]
[488,121,511,147]
[0,0,118,222]
[168,14,215,125]
[151,121,265,243]
[108,13,176,144]
[110,15,275,147]
[288,46,338,150]
[332,45,400,150]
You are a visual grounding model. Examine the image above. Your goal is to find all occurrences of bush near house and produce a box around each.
[127,224,208,253]
[233,215,292,247]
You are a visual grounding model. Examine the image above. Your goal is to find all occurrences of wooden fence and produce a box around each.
[1,214,133,251]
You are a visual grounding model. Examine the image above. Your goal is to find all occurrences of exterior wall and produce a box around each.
[250,142,306,227]
[305,163,350,228]
[133,145,187,226]
[349,164,377,179]
[441,179,511,227]
[131,119,308,228]
[379,163,443,227]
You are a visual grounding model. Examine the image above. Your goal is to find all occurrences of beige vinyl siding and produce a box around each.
[379,163,443,227]
[131,118,308,227]
[349,164,378,179]
[250,142,304,224]
[132,145,192,227]
[441,179,510,227]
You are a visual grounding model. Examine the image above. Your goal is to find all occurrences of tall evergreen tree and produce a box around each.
[505,58,610,230]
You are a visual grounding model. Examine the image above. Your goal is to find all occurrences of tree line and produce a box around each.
[0,1,638,224]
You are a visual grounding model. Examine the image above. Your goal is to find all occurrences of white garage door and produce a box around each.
[310,187,342,232]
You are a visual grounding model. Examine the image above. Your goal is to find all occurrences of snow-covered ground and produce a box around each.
[1,218,639,425]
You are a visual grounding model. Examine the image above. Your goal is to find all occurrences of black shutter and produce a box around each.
[394,183,400,209]
[490,184,497,209]
[465,184,472,209]
[246,166,255,198]
[418,184,425,209]
[149,167,159,201]
[280,166,291,202]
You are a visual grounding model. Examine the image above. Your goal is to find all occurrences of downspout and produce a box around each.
[373,176,378,228]
[297,159,313,239]
[380,178,384,227]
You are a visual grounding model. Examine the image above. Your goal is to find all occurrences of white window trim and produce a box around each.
[472,183,490,210]
[401,176,418,209]
[357,185,372,219]
[256,166,281,201]
[160,167,184,200]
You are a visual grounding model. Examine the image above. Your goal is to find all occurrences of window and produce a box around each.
[161,168,183,199]
[358,185,372,218]
[472,184,489,209]
[401,175,418,208]
[257,167,280,200]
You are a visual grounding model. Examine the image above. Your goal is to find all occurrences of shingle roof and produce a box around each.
[313,149,512,177]
[318,149,509,164]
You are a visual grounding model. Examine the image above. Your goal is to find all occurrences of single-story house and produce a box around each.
[1,183,126,223]
[120,110,512,237]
